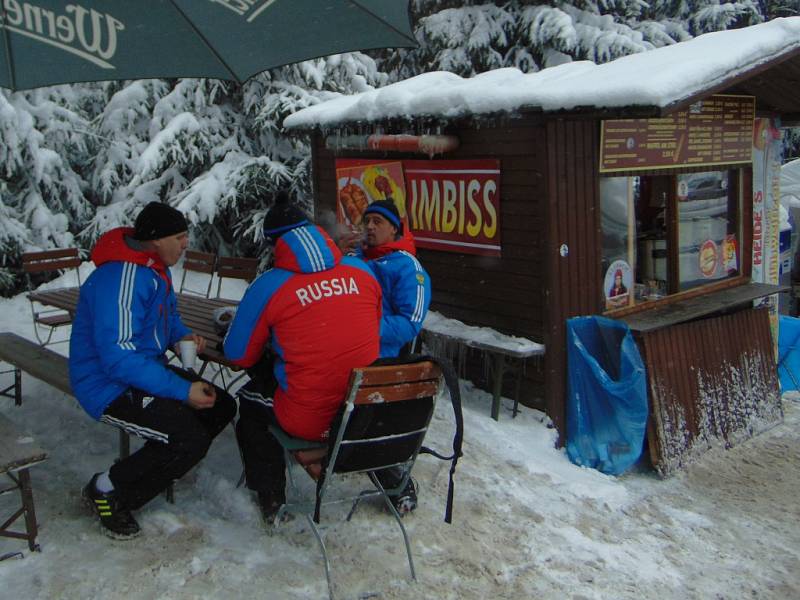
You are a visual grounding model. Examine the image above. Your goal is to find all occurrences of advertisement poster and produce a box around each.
[335,160,407,228]
[604,260,633,310]
[751,117,783,352]
[335,159,502,256]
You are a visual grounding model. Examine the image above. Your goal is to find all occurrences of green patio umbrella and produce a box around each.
[0,0,416,90]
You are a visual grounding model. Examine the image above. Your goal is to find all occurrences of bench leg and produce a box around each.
[14,367,21,406]
[512,359,523,418]
[491,354,506,421]
[0,367,22,406]
[118,430,130,459]
[17,469,39,552]
[0,470,41,553]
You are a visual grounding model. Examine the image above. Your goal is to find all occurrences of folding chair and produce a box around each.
[22,248,82,346]
[178,250,216,298]
[208,256,259,389]
[215,256,259,300]
[268,359,443,600]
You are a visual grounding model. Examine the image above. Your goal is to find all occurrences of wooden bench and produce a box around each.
[0,413,47,555]
[0,331,157,459]
[0,332,180,504]
[419,313,545,420]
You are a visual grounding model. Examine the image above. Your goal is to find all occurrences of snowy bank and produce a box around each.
[1,268,798,599]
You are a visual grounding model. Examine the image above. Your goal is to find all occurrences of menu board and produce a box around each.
[599,95,755,173]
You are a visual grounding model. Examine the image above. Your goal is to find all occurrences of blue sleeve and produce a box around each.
[91,264,192,401]
[223,269,293,367]
[166,277,190,347]
[380,253,431,354]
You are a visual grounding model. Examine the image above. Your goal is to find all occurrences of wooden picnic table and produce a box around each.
[27,288,239,369]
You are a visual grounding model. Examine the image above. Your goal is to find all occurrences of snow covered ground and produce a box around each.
[1,266,799,599]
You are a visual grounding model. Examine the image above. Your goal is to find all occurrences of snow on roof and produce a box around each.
[285,17,800,130]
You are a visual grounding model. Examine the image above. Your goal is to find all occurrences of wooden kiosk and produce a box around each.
[285,18,800,474]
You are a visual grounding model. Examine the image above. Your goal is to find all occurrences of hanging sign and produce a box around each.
[599,95,755,173]
[335,158,502,256]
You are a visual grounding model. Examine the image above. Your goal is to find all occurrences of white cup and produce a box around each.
[179,340,197,371]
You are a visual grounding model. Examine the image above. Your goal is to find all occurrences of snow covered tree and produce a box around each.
[0,85,102,293]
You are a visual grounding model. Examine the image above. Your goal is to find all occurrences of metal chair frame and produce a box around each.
[268,360,443,600]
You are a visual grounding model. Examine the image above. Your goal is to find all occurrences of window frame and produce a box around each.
[602,165,752,317]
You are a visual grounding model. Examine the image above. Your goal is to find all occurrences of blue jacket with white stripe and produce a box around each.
[361,236,431,358]
[69,227,192,420]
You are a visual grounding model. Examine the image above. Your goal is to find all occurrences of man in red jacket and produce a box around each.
[224,192,382,522]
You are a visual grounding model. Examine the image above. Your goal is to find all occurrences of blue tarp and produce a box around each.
[778,315,800,392]
[566,316,648,476]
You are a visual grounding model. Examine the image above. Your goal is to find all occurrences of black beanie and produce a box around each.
[363,199,403,234]
[262,191,309,242]
[134,202,188,241]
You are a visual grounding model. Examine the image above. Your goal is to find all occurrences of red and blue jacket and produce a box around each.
[224,225,382,441]
[69,228,192,420]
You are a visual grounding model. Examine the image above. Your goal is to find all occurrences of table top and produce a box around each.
[29,287,238,367]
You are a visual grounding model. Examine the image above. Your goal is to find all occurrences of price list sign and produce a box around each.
[599,95,755,173]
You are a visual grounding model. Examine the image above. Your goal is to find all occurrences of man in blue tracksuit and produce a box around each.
[69,202,236,539]
[339,198,432,513]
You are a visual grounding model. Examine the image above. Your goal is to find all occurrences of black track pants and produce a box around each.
[235,378,286,494]
[102,367,236,510]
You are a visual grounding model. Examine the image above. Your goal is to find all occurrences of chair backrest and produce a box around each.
[22,248,82,287]
[325,360,442,478]
[215,256,259,298]
[179,250,216,297]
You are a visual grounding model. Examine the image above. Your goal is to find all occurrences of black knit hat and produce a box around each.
[364,199,402,233]
[133,202,188,241]
[262,191,309,243]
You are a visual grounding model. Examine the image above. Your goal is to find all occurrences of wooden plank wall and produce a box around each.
[311,115,548,405]
[544,118,603,441]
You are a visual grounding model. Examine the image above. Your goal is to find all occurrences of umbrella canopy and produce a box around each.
[0,0,416,90]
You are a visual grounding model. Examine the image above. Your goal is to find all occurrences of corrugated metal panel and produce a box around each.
[544,118,602,440]
[639,307,783,476]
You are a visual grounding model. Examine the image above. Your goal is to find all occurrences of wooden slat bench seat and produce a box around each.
[0,332,181,506]
[0,413,47,554]
[420,314,545,420]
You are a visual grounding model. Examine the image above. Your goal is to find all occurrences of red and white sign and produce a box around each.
[404,159,501,256]
[335,158,502,256]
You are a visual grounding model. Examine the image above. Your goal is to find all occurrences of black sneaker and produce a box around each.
[388,479,417,516]
[82,474,141,540]
[256,488,286,526]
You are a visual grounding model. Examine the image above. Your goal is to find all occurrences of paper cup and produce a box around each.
[179,340,197,370]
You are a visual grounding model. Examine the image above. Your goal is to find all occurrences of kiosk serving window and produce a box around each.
[601,169,743,310]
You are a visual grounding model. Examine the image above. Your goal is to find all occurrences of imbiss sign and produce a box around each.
[335,159,502,257]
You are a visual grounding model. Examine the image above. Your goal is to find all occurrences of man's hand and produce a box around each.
[337,230,363,255]
[180,333,207,354]
[188,381,216,409]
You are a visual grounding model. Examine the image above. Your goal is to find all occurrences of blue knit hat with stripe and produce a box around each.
[262,191,309,243]
[363,199,402,233]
